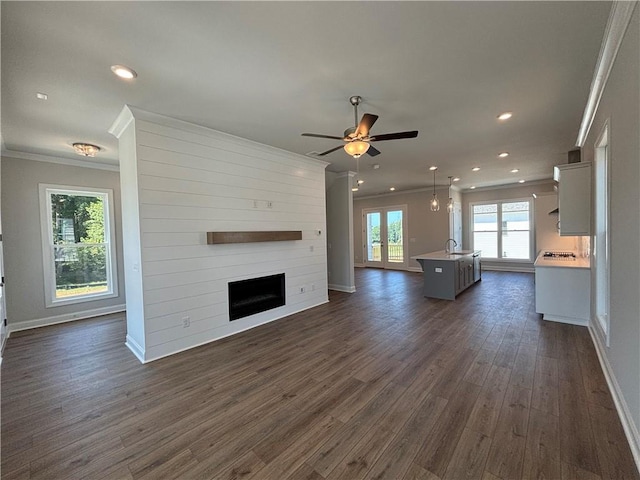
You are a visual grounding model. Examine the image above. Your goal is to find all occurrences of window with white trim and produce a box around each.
[471,199,533,260]
[40,185,118,307]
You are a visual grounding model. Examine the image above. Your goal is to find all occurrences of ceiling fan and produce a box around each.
[302,96,419,158]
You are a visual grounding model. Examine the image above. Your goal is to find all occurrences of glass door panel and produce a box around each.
[386,210,404,264]
[365,211,382,266]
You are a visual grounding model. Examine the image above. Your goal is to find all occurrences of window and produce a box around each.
[471,199,532,260]
[39,185,118,307]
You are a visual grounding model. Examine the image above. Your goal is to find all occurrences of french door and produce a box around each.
[363,206,408,269]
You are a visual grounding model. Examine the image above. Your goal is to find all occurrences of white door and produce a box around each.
[0,157,6,352]
[0,238,6,350]
[363,206,408,269]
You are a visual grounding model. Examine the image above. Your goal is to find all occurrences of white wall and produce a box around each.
[0,157,126,330]
[110,107,329,362]
[581,3,640,463]
[326,172,355,292]
[353,187,450,271]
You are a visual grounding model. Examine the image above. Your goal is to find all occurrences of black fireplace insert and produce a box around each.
[228,273,285,321]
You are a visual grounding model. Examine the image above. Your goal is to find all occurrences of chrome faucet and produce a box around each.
[445,238,458,253]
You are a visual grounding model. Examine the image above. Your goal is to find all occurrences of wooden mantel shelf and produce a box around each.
[207,231,302,244]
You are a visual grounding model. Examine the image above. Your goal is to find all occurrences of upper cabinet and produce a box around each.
[553,162,591,236]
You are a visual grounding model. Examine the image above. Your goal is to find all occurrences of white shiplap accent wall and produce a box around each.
[110,106,329,362]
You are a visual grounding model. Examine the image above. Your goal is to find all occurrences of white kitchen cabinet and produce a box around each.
[534,254,590,326]
[553,162,591,236]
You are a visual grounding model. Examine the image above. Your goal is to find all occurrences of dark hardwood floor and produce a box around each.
[2,269,638,479]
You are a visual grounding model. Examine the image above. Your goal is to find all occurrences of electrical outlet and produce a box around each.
[267,201,273,208]
[299,286,306,294]
[182,316,190,328]
[309,245,314,252]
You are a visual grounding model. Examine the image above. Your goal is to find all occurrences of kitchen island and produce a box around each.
[412,250,481,300]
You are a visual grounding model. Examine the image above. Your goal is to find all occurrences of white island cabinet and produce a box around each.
[534,253,590,326]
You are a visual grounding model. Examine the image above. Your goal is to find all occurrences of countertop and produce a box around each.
[533,252,590,269]
[412,250,481,261]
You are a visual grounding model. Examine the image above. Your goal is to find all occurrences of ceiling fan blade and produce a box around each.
[369,130,419,142]
[355,114,379,138]
[367,145,381,157]
[317,145,345,156]
[302,133,345,140]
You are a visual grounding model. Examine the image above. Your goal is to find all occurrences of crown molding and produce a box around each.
[576,1,637,147]
[1,149,119,172]
[460,177,554,193]
[115,105,330,170]
[108,105,135,139]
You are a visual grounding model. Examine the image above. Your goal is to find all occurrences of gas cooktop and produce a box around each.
[542,251,576,260]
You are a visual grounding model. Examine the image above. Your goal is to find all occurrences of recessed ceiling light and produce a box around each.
[511,168,519,173]
[519,179,525,183]
[72,143,101,157]
[36,92,48,100]
[472,167,480,172]
[498,152,509,158]
[497,112,513,121]
[389,187,396,191]
[372,164,380,170]
[357,179,364,184]
[453,177,460,182]
[470,186,476,190]
[351,186,359,192]
[429,166,437,171]
[110,64,137,80]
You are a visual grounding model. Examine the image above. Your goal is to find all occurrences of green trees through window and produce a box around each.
[41,186,117,305]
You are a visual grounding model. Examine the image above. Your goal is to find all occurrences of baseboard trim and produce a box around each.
[354,263,365,268]
[482,265,534,273]
[589,325,640,472]
[125,335,146,363]
[407,267,423,273]
[542,315,588,327]
[7,304,126,334]
[328,284,356,293]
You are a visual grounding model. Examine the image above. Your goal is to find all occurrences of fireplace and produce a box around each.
[228,273,286,321]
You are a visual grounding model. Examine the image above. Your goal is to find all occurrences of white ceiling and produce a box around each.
[1,1,611,195]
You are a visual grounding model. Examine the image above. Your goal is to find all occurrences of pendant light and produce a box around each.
[430,167,440,212]
[447,176,454,213]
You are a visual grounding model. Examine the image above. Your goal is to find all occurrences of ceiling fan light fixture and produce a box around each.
[344,140,370,158]
[72,142,101,157]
